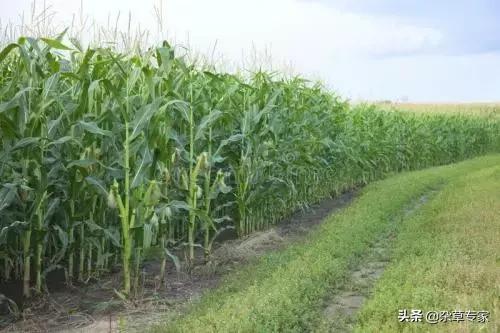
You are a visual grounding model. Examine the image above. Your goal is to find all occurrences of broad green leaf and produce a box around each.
[11,137,41,152]
[0,221,29,245]
[41,38,72,50]
[85,176,108,197]
[67,159,98,169]
[195,110,222,141]
[78,121,112,137]
[0,43,20,63]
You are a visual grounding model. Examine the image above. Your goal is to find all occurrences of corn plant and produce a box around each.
[0,35,499,300]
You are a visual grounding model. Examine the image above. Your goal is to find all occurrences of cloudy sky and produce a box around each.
[1,0,499,102]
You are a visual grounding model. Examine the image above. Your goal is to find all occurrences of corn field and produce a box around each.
[0,35,499,297]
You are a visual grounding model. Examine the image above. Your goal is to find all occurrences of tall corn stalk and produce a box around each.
[0,36,499,301]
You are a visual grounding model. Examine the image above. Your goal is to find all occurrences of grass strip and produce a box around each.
[354,160,500,332]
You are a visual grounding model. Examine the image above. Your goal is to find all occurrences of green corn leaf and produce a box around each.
[195,110,222,141]
[67,159,98,169]
[40,38,72,51]
[78,121,113,137]
[85,176,109,197]
[104,228,121,248]
[165,248,181,273]
[11,137,41,152]
[0,43,20,63]
[0,221,29,245]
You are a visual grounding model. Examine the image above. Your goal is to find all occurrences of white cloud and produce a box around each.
[1,0,498,102]
[163,0,443,59]
[0,0,443,57]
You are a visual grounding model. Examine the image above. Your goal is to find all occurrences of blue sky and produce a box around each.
[324,0,500,55]
[1,0,499,102]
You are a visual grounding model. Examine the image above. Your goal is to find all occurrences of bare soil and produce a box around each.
[0,189,357,333]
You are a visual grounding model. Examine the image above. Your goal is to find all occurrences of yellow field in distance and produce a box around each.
[374,102,500,118]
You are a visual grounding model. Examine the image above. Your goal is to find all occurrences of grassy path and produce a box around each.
[150,155,500,333]
[354,160,500,332]
[315,188,441,332]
